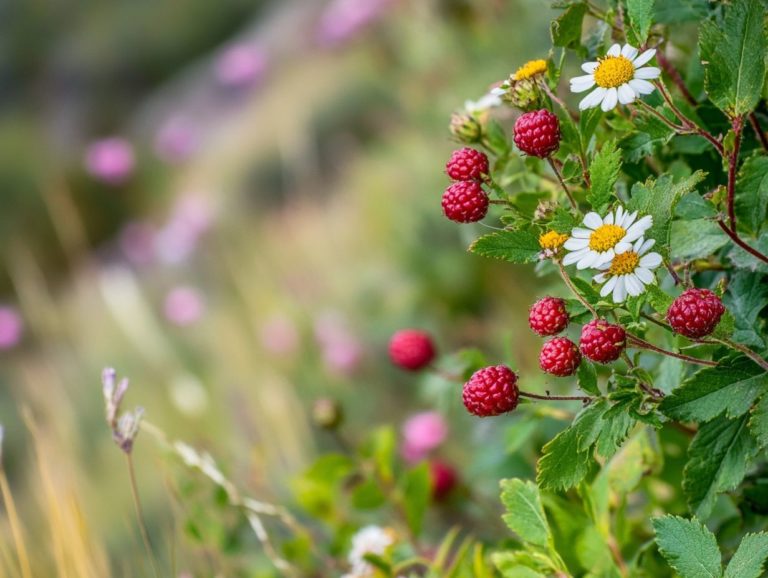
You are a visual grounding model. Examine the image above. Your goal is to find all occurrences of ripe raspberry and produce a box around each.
[529,297,569,336]
[462,365,519,417]
[442,181,489,223]
[445,147,489,181]
[513,109,561,158]
[579,319,626,364]
[539,337,581,377]
[389,329,436,371]
[430,460,458,501]
[666,288,726,339]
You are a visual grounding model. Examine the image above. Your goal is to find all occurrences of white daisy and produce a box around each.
[569,43,661,111]
[344,525,396,577]
[562,206,653,270]
[593,237,662,303]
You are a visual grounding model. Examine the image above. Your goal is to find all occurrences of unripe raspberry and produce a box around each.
[312,398,344,430]
[441,181,489,223]
[539,337,581,377]
[502,77,542,111]
[513,109,561,158]
[462,365,519,417]
[666,288,726,339]
[445,148,489,181]
[450,112,482,144]
[579,319,626,364]
[430,460,458,501]
[529,297,569,336]
[389,329,436,371]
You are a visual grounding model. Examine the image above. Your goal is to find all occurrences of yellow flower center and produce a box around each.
[593,56,635,88]
[588,224,626,252]
[514,59,548,81]
[539,230,568,250]
[608,251,640,275]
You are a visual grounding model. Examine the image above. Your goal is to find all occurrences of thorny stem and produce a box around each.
[726,116,744,230]
[716,220,768,264]
[556,260,598,317]
[713,337,768,372]
[547,157,578,211]
[749,112,768,152]
[519,391,592,402]
[125,453,162,578]
[627,334,718,367]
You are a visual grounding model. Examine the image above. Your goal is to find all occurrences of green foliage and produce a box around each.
[550,2,586,49]
[723,533,768,578]
[587,140,621,211]
[469,229,541,264]
[699,0,767,116]
[652,516,722,578]
[626,0,655,45]
[500,479,552,548]
[735,155,768,234]
[399,463,431,538]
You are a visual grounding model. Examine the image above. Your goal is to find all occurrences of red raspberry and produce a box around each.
[445,147,489,181]
[430,460,458,501]
[666,288,726,339]
[462,365,519,417]
[441,181,489,223]
[529,297,569,336]
[389,329,436,371]
[539,337,581,377]
[579,319,626,364]
[513,109,561,158]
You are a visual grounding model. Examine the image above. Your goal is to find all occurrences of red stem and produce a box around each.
[749,113,768,152]
[655,49,696,105]
[726,116,744,230]
[519,391,592,402]
[627,335,718,367]
[715,220,768,264]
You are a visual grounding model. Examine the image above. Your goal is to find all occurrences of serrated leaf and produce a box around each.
[683,414,759,519]
[652,515,722,578]
[587,140,621,211]
[548,207,579,234]
[469,230,541,264]
[748,392,768,450]
[595,411,636,460]
[577,361,599,395]
[723,532,768,578]
[627,171,707,259]
[699,0,767,116]
[605,427,658,494]
[645,284,674,316]
[550,2,587,49]
[500,479,552,548]
[659,356,768,422]
[735,156,768,234]
[653,0,708,24]
[627,0,655,44]
[723,271,768,349]
[670,219,730,260]
[492,550,555,577]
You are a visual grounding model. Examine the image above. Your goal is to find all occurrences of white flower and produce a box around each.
[464,87,504,114]
[563,206,653,270]
[344,525,396,577]
[570,43,660,111]
[593,237,663,303]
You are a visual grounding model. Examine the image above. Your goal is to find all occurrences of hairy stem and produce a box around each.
[557,260,598,317]
[547,157,578,211]
[519,391,592,402]
[716,220,768,264]
[627,334,717,367]
[726,116,744,230]
[749,112,768,152]
[713,337,768,372]
[654,81,724,155]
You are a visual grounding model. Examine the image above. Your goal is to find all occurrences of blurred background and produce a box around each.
[0,0,566,574]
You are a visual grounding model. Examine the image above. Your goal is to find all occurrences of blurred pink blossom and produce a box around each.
[154,117,200,164]
[314,312,363,375]
[0,306,23,350]
[260,315,299,355]
[316,0,392,46]
[119,221,157,266]
[401,411,448,463]
[215,44,268,88]
[84,137,135,185]
[156,193,216,265]
[163,286,205,327]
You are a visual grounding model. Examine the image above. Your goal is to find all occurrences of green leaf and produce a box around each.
[500,479,552,548]
[595,411,636,460]
[550,2,587,49]
[748,392,768,450]
[652,515,722,578]
[723,271,768,349]
[683,414,759,519]
[604,427,658,494]
[579,106,602,152]
[537,401,608,491]
[577,361,599,395]
[626,0,655,44]
[627,171,707,259]
[723,532,768,578]
[735,155,768,234]
[653,0,708,24]
[645,284,674,316]
[486,120,511,156]
[400,463,431,538]
[469,229,541,264]
[548,207,579,234]
[659,356,768,422]
[587,140,621,211]
[670,219,730,260]
[493,550,555,577]
[699,0,767,116]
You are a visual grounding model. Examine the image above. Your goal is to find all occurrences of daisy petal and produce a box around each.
[615,206,624,224]
[594,249,615,267]
[639,238,656,254]
[581,62,599,73]
[601,87,618,111]
[593,272,608,283]
[579,87,607,110]
[607,43,621,57]
[583,212,603,229]
[570,75,596,93]
[639,252,662,268]
[632,48,656,68]
[576,251,600,270]
[622,210,639,229]
[625,275,643,296]
[605,212,614,225]
[633,237,644,252]
[563,249,588,266]
[621,44,639,60]
[614,241,633,254]
[601,276,618,297]
[625,216,653,241]
[629,78,655,95]
[612,278,627,303]
[634,267,655,284]
[564,237,590,250]
[618,83,636,104]
[572,227,592,238]
[635,66,661,80]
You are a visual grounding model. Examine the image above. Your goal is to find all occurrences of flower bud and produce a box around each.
[449,112,482,144]
[312,398,344,430]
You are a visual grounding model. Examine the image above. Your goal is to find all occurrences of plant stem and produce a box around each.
[0,468,33,578]
[655,49,696,105]
[519,391,592,402]
[716,220,768,264]
[556,260,598,317]
[634,100,685,132]
[627,334,717,366]
[749,112,768,151]
[726,116,744,229]
[547,157,578,211]
[125,454,162,578]
[539,80,578,121]
[654,81,724,155]
[712,337,768,372]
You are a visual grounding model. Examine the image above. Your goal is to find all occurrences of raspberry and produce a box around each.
[539,337,581,377]
[462,365,519,417]
[445,147,489,181]
[513,109,561,158]
[389,329,436,371]
[430,460,458,501]
[529,297,569,336]
[666,288,726,339]
[441,181,489,223]
[579,319,626,364]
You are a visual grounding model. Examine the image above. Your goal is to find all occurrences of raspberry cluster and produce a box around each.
[462,365,519,417]
[579,319,626,364]
[441,147,490,223]
[513,109,561,158]
[527,296,580,376]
